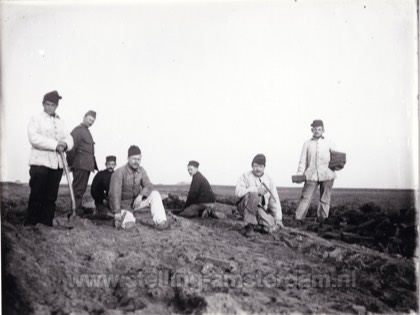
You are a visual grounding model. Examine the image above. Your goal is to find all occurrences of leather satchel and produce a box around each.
[329,151,346,171]
[292,175,306,183]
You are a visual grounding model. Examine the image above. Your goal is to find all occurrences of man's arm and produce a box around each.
[27,115,58,151]
[91,172,104,203]
[267,178,282,221]
[109,171,123,213]
[329,139,337,152]
[236,173,255,198]
[60,120,74,151]
[185,175,200,207]
[66,127,81,166]
[139,168,154,197]
[297,142,308,175]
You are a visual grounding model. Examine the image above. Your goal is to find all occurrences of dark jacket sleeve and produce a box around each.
[185,174,201,207]
[66,127,80,166]
[90,171,104,203]
[66,125,97,171]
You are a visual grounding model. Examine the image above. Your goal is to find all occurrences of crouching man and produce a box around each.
[236,154,284,238]
[90,155,117,216]
[109,145,169,230]
[179,160,221,219]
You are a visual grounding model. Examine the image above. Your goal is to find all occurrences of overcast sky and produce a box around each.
[1,0,418,189]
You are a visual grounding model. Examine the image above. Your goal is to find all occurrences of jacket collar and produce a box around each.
[41,111,60,119]
[125,163,141,174]
[311,136,325,140]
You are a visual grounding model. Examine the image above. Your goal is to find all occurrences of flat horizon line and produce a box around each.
[0,181,417,191]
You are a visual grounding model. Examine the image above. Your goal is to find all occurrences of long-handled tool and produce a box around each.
[259,178,276,202]
[60,151,77,220]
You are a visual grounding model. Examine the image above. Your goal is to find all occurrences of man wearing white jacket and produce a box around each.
[26,91,74,226]
[295,119,336,222]
[236,154,283,238]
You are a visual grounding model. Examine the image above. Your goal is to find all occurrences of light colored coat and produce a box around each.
[297,137,336,182]
[27,111,74,169]
[236,171,282,221]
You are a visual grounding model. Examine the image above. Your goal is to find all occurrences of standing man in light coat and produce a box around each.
[26,90,74,226]
[295,119,337,223]
[67,110,98,214]
[236,154,283,238]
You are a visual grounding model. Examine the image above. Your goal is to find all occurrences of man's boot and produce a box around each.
[245,224,255,238]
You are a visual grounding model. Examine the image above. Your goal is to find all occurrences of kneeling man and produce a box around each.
[179,160,217,218]
[90,155,117,216]
[109,145,169,230]
[236,154,283,237]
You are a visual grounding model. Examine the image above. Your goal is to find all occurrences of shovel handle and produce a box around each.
[259,179,276,202]
[60,151,76,213]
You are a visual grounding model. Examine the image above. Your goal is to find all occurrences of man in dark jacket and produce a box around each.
[179,160,219,218]
[67,110,98,214]
[91,155,116,215]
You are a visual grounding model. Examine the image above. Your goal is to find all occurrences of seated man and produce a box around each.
[90,155,117,216]
[179,160,218,218]
[236,154,284,238]
[109,145,169,230]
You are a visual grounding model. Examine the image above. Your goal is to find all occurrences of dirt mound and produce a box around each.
[1,186,418,314]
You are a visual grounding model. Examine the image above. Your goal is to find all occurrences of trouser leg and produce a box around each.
[180,204,207,218]
[27,166,49,225]
[317,180,334,221]
[41,168,63,226]
[257,208,275,228]
[237,192,259,226]
[295,181,318,220]
[136,191,167,224]
[205,203,225,219]
[95,203,112,215]
[72,169,90,212]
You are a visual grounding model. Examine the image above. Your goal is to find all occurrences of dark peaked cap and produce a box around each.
[252,154,266,166]
[128,145,141,157]
[85,110,96,118]
[311,120,324,128]
[188,160,199,167]
[43,91,62,104]
[106,155,116,163]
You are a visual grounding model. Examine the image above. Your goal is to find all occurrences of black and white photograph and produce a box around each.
[1,0,418,314]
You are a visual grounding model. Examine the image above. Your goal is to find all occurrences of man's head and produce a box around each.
[251,154,266,177]
[42,91,62,116]
[311,120,324,139]
[127,145,141,169]
[187,160,199,176]
[83,110,96,128]
[105,155,117,172]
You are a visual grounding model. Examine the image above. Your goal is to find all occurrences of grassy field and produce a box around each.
[156,184,417,210]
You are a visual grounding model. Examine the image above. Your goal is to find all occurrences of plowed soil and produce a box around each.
[2,183,418,314]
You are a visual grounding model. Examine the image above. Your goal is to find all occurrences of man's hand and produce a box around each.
[257,186,266,195]
[56,145,66,153]
[133,195,143,210]
[114,212,122,228]
[56,141,67,151]
[275,219,285,229]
